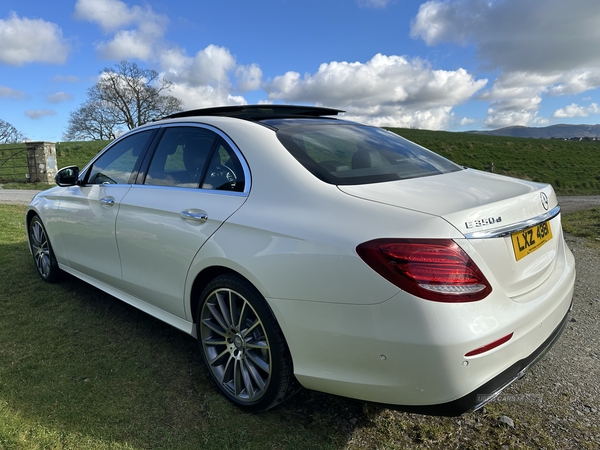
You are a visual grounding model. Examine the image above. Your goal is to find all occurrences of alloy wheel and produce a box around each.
[30,219,52,279]
[200,287,272,403]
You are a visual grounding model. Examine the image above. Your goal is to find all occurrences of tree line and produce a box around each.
[1,61,184,143]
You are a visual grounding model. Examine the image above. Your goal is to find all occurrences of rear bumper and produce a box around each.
[381,302,571,416]
[268,232,575,414]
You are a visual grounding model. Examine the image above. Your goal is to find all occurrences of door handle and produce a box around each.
[99,196,115,207]
[180,209,208,223]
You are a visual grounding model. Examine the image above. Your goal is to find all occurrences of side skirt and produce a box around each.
[58,264,195,336]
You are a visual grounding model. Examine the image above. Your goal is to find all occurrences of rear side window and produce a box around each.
[202,141,245,192]
[145,126,245,192]
[145,127,218,188]
[275,123,461,185]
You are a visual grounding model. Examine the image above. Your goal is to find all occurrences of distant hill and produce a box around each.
[467,124,600,139]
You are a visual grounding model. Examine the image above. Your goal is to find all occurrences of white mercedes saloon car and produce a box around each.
[26,105,575,415]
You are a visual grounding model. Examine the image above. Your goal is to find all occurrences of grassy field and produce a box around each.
[389,128,600,195]
[2,131,600,195]
[1,203,599,449]
[562,207,600,248]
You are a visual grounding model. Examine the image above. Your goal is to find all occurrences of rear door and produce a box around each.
[116,125,249,318]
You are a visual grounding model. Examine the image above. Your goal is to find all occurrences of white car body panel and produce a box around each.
[25,108,575,414]
[52,184,132,289]
[116,185,247,317]
[339,170,562,297]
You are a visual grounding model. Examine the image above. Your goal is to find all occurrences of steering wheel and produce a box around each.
[207,165,237,190]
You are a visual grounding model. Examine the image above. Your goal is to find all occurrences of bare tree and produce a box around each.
[63,101,121,141]
[64,61,184,141]
[0,119,26,143]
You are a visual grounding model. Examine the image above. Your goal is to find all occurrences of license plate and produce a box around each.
[511,221,553,261]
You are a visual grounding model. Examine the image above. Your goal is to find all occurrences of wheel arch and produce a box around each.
[189,265,235,324]
[25,208,41,250]
[187,265,297,370]
[188,265,274,326]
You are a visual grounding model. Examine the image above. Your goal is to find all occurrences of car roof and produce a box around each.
[162,104,345,122]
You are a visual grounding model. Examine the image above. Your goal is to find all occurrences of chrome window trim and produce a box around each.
[130,183,249,198]
[464,205,561,239]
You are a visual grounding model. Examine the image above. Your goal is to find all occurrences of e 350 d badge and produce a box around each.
[465,216,503,229]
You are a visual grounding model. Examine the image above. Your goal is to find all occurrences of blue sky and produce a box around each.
[2,0,600,141]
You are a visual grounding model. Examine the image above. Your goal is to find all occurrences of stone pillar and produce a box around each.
[26,142,57,184]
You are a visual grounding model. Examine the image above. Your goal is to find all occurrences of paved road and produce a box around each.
[0,189,42,205]
[2,187,600,213]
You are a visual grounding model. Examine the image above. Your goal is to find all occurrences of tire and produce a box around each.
[197,274,295,411]
[29,215,60,283]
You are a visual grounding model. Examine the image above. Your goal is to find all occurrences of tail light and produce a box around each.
[356,239,492,302]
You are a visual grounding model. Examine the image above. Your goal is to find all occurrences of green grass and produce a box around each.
[54,140,110,169]
[1,204,598,449]
[562,207,600,248]
[0,205,348,449]
[0,141,108,187]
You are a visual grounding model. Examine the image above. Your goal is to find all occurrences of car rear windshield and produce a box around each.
[273,122,462,185]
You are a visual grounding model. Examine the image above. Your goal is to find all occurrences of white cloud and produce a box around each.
[553,103,600,119]
[162,45,236,87]
[75,0,168,61]
[411,0,600,128]
[75,0,144,32]
[411,0,600,74]
[356,0,391,8]
[97,29,156,60]
[547,70,600,96]
[235,64,263,92]
[26,109,57,120]
[0,12,69,66]
[47,92,73,104]
[479,69,600,127]
[264,54,487,129]
[168,83,246,109]
[0,85,27,100]
[159,45,250,109]
[476,73,547,128]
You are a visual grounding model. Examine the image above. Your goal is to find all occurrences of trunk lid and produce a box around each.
[339,169,560,298]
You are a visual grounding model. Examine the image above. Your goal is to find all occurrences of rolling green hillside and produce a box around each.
[389,128,600,195]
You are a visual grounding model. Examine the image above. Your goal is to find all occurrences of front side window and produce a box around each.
[274,122,462,185]
[87,130,154,185]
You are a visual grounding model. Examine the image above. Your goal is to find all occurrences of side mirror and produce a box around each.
[55,166,80,187]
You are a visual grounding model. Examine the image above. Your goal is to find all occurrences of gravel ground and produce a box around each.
[500,233,600,448]
[557,196,600,214]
